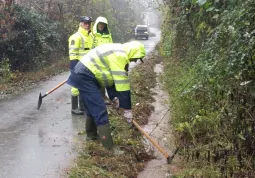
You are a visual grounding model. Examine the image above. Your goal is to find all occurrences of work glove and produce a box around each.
[112,97,119,109]
[123,109,133,124]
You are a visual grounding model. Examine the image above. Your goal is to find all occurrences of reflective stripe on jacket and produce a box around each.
[68,27,93,61]
[80,43,130,91]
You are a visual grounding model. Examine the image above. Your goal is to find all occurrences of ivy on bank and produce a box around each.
[160,0,255,177]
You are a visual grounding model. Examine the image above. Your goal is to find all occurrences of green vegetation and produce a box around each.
[67,114,150,178]
[160,0,255,177]
[0,5,65,72]
[0,0,147,99]
[0,0,144,84]
[67,51,160,177]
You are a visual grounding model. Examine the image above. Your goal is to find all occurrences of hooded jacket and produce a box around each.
[80,41,145,91]
[67,41,145,108]
[92,17,113,48]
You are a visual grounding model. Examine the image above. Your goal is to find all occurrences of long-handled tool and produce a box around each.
[104,96,173,163]
[132,119,173,164]
[37,79,67,110]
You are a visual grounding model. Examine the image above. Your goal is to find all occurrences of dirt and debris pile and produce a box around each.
[67,50,162,177]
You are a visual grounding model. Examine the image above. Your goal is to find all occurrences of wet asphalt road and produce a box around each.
[0,28,161,178]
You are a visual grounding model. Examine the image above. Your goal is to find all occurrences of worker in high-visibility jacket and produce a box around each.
[92,16,113,47]
[92,16,113,101]
[68,16,93,115]
[67,41,146,150]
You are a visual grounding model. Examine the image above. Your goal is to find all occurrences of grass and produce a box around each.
[67,114,153,178]
[0,58,69,100]
[67,48,162,177]
[0,48,163,177]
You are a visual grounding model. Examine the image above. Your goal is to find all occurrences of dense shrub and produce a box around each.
[0,0,142,75]
[160,0,255,176]
[0,5,65,72]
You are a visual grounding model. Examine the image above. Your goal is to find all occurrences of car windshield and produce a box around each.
[137,26,147,31]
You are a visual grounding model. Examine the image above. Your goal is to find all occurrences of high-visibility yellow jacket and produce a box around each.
[68,27,93,61]
[80,41,145,91]
[92,17,113,48]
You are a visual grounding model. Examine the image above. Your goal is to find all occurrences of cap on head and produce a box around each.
[123,41,146,62]
[80,16,93,23]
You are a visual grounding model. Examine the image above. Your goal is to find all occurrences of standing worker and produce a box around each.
[67,41,146,150]
[92,16,113,101]
[68,16,93,115]
[92,16,113,47]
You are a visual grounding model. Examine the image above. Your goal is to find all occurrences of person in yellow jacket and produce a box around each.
[68,16,93,115]
[92,16,113,47]
[66,41,146,150]
[92,16,113,100]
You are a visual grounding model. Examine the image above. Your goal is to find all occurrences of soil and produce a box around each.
[137,63,182,178]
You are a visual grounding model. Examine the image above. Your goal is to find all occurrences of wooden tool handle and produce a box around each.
[132,120,169,159]
[46,79,67,95]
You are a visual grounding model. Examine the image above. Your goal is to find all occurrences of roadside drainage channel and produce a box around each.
[137,63,178,178]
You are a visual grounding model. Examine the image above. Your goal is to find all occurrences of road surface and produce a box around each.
[0,28,161,178]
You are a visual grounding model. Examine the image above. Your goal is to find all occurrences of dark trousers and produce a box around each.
[67,63,109,126]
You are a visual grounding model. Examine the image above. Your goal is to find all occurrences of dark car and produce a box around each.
[134,25,149,40]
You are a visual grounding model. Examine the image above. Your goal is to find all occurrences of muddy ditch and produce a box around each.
[67,48,181,177]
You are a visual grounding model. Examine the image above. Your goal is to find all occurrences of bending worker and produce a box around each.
[67,41,146,150]
[92,16,113,100]
[68,16,93,115]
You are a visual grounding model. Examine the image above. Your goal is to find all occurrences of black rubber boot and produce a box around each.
[85,116,99,141]
[78,95,86,112]
[71,96,84,115]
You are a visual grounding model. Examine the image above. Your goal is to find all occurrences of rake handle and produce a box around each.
[104,96,170,161]
[44,79,67,97]
[132,120,170,159]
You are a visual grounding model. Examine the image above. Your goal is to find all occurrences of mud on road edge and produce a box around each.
[0,59,69,101]
[66,49,163,178]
